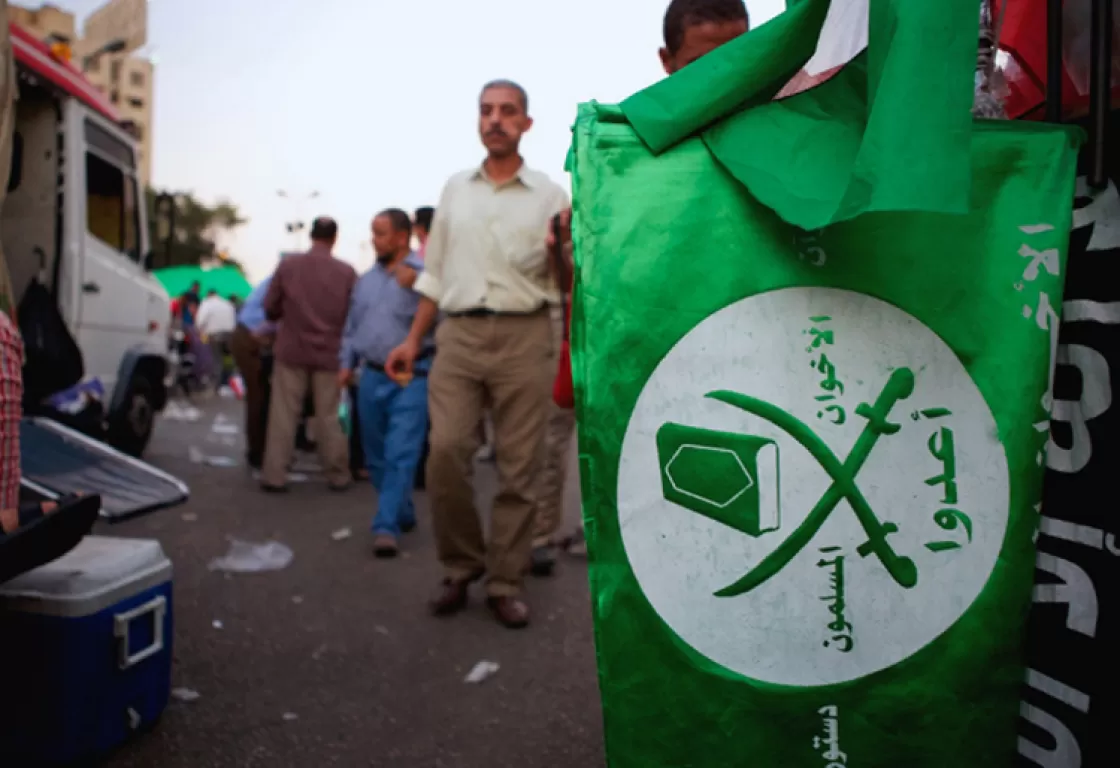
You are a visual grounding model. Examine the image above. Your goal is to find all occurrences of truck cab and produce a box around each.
[3,23,169,456]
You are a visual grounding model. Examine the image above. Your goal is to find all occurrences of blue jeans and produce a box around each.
[357,367,429,536]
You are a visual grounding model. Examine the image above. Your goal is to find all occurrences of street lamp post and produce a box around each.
[277,189,320,250]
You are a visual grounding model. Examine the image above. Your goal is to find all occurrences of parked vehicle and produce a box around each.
[2,23,170,456]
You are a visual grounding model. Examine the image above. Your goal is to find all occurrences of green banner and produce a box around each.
[622,0,981,230]
[571,111,1080,768]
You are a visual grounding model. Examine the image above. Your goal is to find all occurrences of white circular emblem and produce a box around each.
[617,287,1009,687]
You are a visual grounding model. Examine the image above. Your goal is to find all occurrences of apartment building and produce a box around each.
[6,3,154,186]
[83,52,153,186]
[6,2,75,44]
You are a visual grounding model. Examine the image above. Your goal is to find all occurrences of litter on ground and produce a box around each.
[208,539,294,573]
[464,661,501,685]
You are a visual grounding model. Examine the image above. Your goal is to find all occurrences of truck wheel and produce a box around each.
[109,375,156,457]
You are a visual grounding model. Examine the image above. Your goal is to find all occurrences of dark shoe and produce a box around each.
[486,596,530,629]
[429,572,483,617]
[372,534,399,559]
[563,529,587,558]
[529,545,557,577]
[400,520,417,534]
[328,482,351,493]
[260,483,289,494]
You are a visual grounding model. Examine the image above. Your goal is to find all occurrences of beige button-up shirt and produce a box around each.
[415,163,569,313]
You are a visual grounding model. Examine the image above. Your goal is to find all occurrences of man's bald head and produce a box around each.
[310,217,338,245]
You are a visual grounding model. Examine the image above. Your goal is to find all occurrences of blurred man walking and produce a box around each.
[261,217,357,492]
[387,80,567,629]
[339,209,430,557]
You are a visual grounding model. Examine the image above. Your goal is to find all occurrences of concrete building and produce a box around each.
[83,51,153,186]
[6,2,75,44]
[6,3,154,186]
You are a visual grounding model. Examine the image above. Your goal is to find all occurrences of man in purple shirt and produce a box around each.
[260,217,358,492]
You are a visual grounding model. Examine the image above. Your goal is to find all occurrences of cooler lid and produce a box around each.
[0,536,171,616]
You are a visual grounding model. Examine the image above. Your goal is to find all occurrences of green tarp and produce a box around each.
[153,264,253,301]
[571,1,1081,766]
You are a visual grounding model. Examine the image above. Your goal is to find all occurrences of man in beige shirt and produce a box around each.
[387,79,567,629]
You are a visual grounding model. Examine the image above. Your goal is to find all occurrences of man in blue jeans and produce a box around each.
[338,209,433,558]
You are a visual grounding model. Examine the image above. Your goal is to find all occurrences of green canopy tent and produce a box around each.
[153,264,254,301]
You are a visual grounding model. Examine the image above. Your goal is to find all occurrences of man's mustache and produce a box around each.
[485,128,508,138]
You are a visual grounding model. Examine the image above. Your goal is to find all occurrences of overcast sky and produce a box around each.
[52,0,786,280]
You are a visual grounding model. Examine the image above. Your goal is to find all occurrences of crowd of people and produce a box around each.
[205,0,751,631]
[171,282,242,392]
[1,0,751,632]
[219,75,580,630]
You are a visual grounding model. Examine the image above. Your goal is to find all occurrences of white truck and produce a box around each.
[3,22,169,456]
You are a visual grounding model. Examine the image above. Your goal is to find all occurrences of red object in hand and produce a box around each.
[549,215,575,410]
[553,296,574,409]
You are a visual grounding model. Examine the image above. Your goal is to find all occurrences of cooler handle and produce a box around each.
[113,596,167,670]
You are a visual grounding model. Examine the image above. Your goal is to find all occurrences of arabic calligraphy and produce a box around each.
[813,705,847,767]
[818,547,853,653]
[805,316,847,425]
[795,229,828,267]
[918,410,974,553]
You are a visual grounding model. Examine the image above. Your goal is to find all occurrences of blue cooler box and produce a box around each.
[0,536,173,765]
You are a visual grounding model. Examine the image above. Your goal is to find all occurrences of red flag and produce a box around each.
[998,0,1120,119]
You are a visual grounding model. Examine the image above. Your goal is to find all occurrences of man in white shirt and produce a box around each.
[387,79,567,629]
[195,289,237,389]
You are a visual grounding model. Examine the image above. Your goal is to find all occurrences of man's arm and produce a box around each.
[405,298,439,348]
[546,186,574,287]
[338,277,362,370]
[263,265,285,321]
[395,253,424,289]
[386,297,439,376]
[195,301,212,335]
[412,182,451,305]
[337,278,361,386]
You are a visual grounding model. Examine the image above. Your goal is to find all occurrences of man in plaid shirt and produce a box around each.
[0,308,23,532]
[0,8,20,531]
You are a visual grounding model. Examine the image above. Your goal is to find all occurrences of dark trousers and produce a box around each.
[349,384,365,473]
[230,325,266,468]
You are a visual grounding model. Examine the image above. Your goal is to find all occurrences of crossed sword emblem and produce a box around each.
[706,367,919,598]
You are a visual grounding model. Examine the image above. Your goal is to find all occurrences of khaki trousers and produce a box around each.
[427,311,552,597]
[533,304,576,548]
[261,362,350,488]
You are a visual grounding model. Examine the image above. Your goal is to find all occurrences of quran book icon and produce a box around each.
[656,423,781,537]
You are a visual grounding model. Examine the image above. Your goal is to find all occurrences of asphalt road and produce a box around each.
[104,396,604,768]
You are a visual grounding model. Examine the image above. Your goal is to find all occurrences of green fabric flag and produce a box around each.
[572,4,1082,766]
[621,0,980,230]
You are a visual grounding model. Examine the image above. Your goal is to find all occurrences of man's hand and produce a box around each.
[547,208,572,249]
[337,368,353,390]
[385,338,420,377]
[394,265,418,289]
